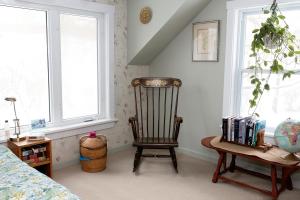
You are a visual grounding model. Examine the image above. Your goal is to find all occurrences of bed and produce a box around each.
[0,145,79,200]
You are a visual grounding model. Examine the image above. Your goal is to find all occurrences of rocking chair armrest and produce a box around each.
[129,116,137,124]
[129,116,138,140]
[174,116,183,140]
[175,116,183,124]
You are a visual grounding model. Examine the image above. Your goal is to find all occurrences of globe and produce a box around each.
[274,119,300,160]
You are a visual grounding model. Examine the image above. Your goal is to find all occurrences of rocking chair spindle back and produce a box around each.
[129,77,183,172]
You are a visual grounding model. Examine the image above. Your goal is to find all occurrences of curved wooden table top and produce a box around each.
[201,136,300,168]
[201,136,215,149]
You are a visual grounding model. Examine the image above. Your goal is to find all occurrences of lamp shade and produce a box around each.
[4,97,16,102]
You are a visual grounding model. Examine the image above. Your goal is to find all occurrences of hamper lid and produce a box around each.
[80,135,107,149]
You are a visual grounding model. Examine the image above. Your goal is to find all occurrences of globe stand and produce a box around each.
[281,153,300,161]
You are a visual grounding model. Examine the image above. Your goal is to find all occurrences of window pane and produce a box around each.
[0,6,49,126]
[60,14,98,119]
[242,13,267,69]
[243,9,300,70]
[240,73,300,131]
[240,8,300,130]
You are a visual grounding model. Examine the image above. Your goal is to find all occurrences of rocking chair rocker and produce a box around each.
[129,77,183,172]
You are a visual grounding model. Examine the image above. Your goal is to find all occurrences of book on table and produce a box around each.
[222,116,266,147]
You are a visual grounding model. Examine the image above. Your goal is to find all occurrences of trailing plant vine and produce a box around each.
[248,0,300,117]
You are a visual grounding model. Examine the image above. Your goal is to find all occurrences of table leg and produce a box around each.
[223,153,227,171]
[281,167,294,191]
[271,165,278,200]
[229,154,236,173]
[212,151,225,183]
[287,176,293,190]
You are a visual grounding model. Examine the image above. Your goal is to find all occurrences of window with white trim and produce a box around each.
[60,14,99,120]
[225,1,300,133]
[0,0,114,129]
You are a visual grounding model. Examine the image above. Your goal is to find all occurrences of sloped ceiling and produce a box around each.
[128,0,211,65]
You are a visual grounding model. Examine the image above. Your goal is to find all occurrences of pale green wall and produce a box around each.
[149,0,300,187]
[128,0,184,63]
[150,0,227,154]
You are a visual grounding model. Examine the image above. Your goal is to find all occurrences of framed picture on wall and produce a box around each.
[192,20,219,62]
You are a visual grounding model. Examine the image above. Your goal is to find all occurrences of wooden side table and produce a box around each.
[201,136,300,200]
[7,137,52,178]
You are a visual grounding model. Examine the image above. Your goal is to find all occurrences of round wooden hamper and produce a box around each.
[80,135,107,173]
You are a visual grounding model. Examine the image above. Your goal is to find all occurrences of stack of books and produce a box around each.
[222,116,266,147]
[22,146,47,164]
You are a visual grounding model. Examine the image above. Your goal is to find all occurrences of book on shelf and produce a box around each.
[22,146,46,156]
[244,118,252,143]
[246,120,255,146]
[233,117,243,143]
[222,118,228,141]
[228,116,236,142]
[252,120,266,147]
[27,135,45,141]
[239,118,246,144]
[21,145,47,164]
[230,117,235,142]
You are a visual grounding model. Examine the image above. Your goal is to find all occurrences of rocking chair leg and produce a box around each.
[169,147,178,173]
[133,147,143,172]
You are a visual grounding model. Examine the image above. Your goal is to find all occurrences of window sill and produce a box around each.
[264,131,275,145]
[0,118,118,144]
[265,131,275,138]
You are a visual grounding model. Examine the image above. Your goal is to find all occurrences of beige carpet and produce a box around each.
[53,148,300,200]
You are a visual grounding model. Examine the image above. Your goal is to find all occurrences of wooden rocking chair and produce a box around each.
[129,77,183,172]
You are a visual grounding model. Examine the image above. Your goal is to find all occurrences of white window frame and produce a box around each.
[223,0,300,137]
[0,0,116,141]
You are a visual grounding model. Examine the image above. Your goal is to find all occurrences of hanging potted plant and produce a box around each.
[248,0,300,117]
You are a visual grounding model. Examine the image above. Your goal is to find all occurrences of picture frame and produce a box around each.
[31,119,46,129]
[192,20,219,62]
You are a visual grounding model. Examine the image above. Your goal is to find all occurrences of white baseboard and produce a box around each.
[108,144,133,154]
[178,147,218,163]
[53,159,80,171]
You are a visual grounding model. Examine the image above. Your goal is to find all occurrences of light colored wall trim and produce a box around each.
[178,147,218,163]
[53,159,80,171]
[0,119,118,144]
[16,0,114,13]
[227,0,300,10]
[222,7,239,117]
[107,144,132,155]
[45,119,118,140]
[105,10,116,120]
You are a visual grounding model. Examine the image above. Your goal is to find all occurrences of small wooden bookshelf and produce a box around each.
[7,137,52,178]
